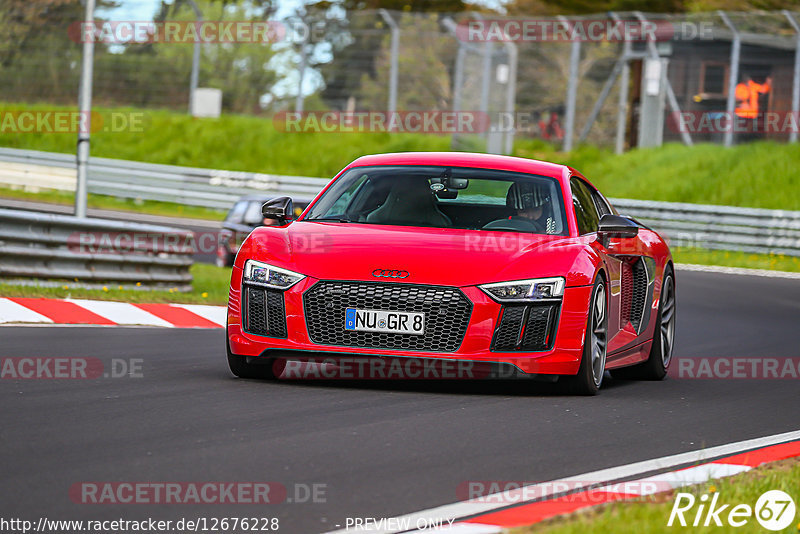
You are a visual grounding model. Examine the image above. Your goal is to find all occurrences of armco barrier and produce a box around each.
[0,147,329,210]
[1,147,799,257]
[611,198,800,257]
[0,208,195,290]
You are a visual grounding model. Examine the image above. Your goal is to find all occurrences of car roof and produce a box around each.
[347,152,568,178]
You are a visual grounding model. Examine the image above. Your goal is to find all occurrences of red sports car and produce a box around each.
[226,152,676,394]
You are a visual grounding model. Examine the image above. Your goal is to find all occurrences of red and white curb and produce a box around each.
[324,429,800,534]
[0,297,225,328]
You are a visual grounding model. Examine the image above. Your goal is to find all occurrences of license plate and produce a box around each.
[345,308,425,335]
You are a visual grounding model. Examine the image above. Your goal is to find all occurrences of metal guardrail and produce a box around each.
[612,198,800,257]
[0,208,195,290]
[1,147,799,257]
[0,147,329,210]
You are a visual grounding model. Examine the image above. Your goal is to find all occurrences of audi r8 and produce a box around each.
[226,152,675,394]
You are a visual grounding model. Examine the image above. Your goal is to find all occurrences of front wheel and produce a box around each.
[566,276,607,395]
[226,337,284,379]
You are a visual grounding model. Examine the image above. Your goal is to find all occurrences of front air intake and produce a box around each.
[491,304,559,352]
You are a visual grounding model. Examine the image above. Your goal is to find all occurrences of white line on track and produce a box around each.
[322,428,800,534]
[677,263,800,279]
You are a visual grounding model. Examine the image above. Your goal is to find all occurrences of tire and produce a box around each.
[226,337,284,379]
[566,275,607,396]
[611,266,675,381]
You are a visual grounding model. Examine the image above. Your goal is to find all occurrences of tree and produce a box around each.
[307,0,473,109]
[0,0,117,103]
[358,13,454,110]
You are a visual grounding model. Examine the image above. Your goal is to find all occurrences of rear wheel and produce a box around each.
[566,276,607,395]
[611,266,675,380]
[226,337,284,379]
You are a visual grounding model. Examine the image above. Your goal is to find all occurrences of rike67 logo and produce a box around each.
[668,489,796,531]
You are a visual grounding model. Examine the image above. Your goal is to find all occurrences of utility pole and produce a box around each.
[75,0,96,218]
[187,0,203,115]
[378,9,399,114]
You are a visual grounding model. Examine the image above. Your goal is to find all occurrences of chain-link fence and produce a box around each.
[1,2,799,152]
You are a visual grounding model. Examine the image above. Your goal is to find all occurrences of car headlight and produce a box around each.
[479,277,565,302]
[242,260,305,290]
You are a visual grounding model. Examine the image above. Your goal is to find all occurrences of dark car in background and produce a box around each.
[216,195,311,267]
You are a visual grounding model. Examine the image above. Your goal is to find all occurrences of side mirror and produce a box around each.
[597,214,639,239]
[262,196,294,225]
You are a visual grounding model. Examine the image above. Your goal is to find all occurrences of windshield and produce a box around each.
[303,165,568,235]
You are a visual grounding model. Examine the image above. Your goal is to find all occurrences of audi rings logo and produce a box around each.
[372,269,410,279]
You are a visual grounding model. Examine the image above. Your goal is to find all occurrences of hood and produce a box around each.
[244,221,594,287]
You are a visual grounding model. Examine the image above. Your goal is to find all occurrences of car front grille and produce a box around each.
[491,304,559,352]
[303,281,472,352]
[243,285,287,338]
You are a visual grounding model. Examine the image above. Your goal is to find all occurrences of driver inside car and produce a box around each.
[503,181,556,233]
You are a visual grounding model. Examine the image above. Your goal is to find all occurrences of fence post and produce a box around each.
[379,9,399,114]
[719,11,740,148]
[634,11,693,148]
[611,12,630,155]
[75,0,96,219]
[560,16,581,152]
[784,10,800,143]
[503,39,518,155]
[296,38,307,113]
[187,0,203,116]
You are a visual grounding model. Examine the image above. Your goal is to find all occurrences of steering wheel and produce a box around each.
[482,217,544,233]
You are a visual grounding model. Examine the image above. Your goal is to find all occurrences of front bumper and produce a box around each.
[227,266,592,376]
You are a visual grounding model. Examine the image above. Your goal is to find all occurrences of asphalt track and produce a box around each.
[1,269,799,534]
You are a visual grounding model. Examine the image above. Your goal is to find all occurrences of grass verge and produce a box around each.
[671,248,800,273]
[0,185,226,221]
[0,264,231,305]
[511,457,800,534]
[1,102,799,211]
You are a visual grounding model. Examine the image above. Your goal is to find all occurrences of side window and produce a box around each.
[329,173,369,215]
[570,178,600,234]
[590,189,611,217]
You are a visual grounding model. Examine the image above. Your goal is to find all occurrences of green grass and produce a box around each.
[0,102,451,177]
[2,102,798,211]
[0,264,231,305]
[514,140,800,211]
[672,248,800,273]
[510,458,800,534]
[512,458,800,534]
[0,185,226,221]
